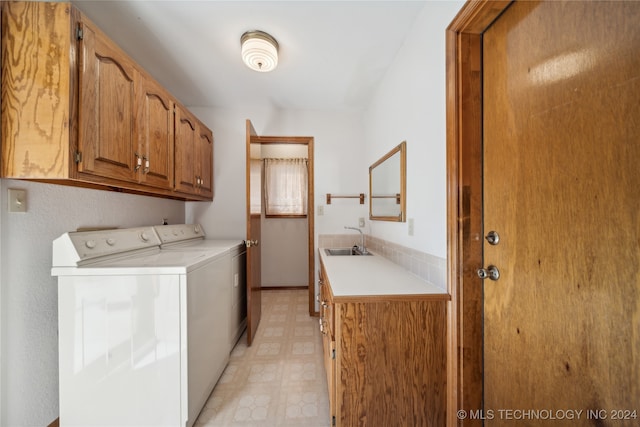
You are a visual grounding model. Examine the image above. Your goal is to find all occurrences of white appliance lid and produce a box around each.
[52,226,161,267]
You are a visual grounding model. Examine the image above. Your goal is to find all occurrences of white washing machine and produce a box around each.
[52,225,238,427]
[155,223,241,254]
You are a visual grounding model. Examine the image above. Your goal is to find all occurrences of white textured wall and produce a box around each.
[0,179,184,426]
[364,0,465,259]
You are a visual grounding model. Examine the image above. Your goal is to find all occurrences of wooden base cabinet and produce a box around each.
[319,270,336,423]
[319,262,447,426]
[1,2,212,201]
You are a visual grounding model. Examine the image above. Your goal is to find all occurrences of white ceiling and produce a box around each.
[71,1,429,112]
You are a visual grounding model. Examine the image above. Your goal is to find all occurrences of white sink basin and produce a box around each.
[324,248,372,256]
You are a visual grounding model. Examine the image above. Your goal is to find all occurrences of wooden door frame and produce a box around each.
[254,135,316,316]
[445,1,512,425]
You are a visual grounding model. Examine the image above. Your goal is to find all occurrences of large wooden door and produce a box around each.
[483,0,640,421]
[245,120,262,345]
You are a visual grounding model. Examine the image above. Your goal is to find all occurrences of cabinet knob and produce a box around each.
[319,318,327,335]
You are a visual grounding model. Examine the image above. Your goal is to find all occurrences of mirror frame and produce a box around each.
[369,141,406,222]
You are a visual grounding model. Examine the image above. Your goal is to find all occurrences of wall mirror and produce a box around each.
[369,141,406,222]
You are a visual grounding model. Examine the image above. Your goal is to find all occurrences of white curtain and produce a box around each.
[264,158,308,216]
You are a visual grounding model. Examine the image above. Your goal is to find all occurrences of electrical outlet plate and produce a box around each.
[8,189,27,213]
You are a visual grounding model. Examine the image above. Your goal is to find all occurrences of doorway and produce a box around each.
[447,1,640,424]
[246,121,316,320]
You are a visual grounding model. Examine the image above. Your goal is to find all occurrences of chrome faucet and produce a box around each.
[344,226,368,254]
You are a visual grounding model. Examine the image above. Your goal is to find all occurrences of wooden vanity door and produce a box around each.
[482,0,640,419]
[77,19,139,184]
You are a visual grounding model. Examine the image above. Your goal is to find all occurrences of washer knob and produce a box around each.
[106,238,116,246]
[140,232,150,242]
[85,240,96,249]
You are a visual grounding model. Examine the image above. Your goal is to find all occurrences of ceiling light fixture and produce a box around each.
[241,30,279,72]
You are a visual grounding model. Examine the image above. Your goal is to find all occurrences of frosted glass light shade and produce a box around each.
[241,31,279,72]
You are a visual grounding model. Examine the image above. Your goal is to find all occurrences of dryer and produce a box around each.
[154,224,247,348]
[52,225,236,427]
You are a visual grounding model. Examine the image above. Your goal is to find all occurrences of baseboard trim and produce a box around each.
[48,418,59,427]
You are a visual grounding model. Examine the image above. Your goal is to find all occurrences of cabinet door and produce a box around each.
[174,105,197,194]
[196,125,213,199]
[137,76,174,189]
[77,20,138,183]
[1,2,73,179]
[319,272,336,423]
[322,331,336,424]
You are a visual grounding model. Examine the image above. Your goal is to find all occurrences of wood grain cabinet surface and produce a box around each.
[174,103,213,199]
[319,259,447,427]
[1,1,212,201]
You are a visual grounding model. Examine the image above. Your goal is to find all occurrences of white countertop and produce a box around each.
[319,248,449,301]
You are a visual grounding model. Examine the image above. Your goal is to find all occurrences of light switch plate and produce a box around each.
[8,189,27,213]
[358,217,365,227]
[317,205,324,216]
[408,218,414,236]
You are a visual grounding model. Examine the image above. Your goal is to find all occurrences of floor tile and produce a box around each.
[194,289,330,427]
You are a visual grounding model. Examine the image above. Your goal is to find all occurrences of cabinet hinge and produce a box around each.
[76,26,83,41]
[332,415,336,426]
[331,349,336,360]
[74,151,82,163]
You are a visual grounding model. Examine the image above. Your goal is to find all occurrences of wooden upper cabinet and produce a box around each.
[174,103,213,199]
[197,125,214,199]
[174,104,198,195]
[77,19,139,184]
[1,1,211,201]
[137,76,174,190]
[1,2,74,179]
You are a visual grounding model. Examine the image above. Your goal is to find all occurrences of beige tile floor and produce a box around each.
[194,289,331,427]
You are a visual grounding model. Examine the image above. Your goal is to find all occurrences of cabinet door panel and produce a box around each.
[138,77,174,189]
[197,127,213,198]
[78,21,137,183]
[322,332,335,423]
[174,106,197,194]
[0,1,72,179]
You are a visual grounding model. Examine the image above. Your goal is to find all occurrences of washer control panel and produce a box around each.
[53,227,162,266]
